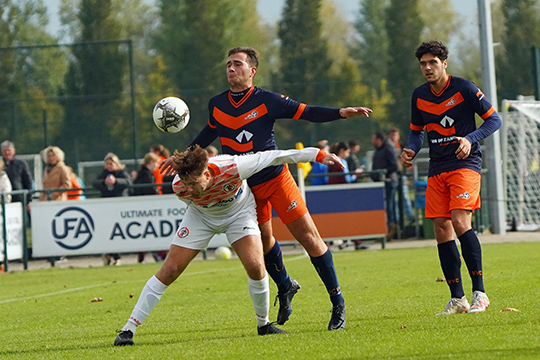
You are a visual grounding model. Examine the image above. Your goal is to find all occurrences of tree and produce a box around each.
[154,0,270,144]
[0,0,68,153]
[60,0,130,164]
[497,0,540,100]
[385,0,424,133]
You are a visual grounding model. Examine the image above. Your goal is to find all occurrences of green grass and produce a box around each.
[1,242,539,359]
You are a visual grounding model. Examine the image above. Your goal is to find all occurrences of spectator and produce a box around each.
[131,152,164,263]
[388,128,415,224]
[66,167,84,200]
[39,146,71,201]
[93,152,132,266]
[0,158,12,203]
[205,145,219,157]
[346,139,362,174]
[328,142,356,184]
[371,132,399,240]
[1,140,32,203]
[132,152,159,196]
[150,144,171,194]
[310,140,329,185]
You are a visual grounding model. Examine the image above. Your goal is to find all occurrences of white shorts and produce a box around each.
[171,207,261,250]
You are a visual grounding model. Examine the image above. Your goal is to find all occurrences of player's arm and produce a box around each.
[402,93,425,167]
[456,83,502,159]
[236,148,342,180]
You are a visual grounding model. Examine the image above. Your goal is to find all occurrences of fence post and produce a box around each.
[1,194,8,272]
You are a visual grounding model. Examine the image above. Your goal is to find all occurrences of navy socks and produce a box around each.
[458,229,485,293]
[264,241,291,293]
[310,250,344,307]
[437,240,465,298]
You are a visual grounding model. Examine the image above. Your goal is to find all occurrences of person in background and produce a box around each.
[39,146,71,201]
[328,142,356,184]
[66,167,84,200]
[310,140,329,185]
[401,40,501,315]
[205,145,219,157]
[388,127,415,225]
[0,158,12,203]
[371,132,399,240]
[346,139,362,175]
[132,152,159,197]
[131,152,163,263]
[1,140,32,204]
[93,152,132,265]
[150,144,171,194]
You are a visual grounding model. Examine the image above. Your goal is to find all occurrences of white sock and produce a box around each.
[123,275,168,334]
[248,274,270,327]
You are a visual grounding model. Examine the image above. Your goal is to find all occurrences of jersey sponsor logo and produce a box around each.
[245,110,258,120]
[177,227,189,238]
[440,115,454,127]
[223,183,237,192]
[236,129,253,143]
[286,200,298,212]
[445,98,456,106]
[457,192,470,199]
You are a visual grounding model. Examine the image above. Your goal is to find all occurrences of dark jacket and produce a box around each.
[92,169,132,197]
[371,140,398,182]
[3,157,33,203]
[131,166,157,196]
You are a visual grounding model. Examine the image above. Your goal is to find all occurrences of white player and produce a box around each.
[114,145,343,345]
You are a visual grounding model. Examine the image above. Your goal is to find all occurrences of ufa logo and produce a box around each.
[52,207,95,249]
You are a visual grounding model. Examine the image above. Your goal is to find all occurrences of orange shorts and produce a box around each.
[425,168,481,219]
[250,164,309,224]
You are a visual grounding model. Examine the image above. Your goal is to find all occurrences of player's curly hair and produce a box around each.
[228,47,259,68]
[415,40,448,61]
[172,145,209,179]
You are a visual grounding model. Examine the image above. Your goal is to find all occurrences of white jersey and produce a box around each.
[172,147,323,219]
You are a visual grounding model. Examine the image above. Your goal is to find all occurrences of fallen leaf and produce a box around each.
[436,277,445,282]
[499,307,519,312]
[400,325,407,329]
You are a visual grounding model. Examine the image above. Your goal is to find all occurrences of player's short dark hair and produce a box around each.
[172,145,209,179]
[415,40,448,61]
[373,131,386,141]
[228,47,259,68]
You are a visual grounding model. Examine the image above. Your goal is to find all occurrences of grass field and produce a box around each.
[1,241,539,359]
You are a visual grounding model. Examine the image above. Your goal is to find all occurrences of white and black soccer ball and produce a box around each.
[152,97,190,133]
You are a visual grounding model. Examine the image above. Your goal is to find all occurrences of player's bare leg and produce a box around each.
[233,235,286,335]
[115,245,199,345]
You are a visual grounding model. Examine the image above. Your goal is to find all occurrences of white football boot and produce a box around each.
[436,296,470,315]
[468,291,490,313]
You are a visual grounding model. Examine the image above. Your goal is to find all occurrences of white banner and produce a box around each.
[0,202,24,262]
[31,195,228,257]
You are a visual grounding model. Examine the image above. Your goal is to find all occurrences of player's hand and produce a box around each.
[400,148,416,168]
[455,136,471,159]
[339,107,373,118]
[159,156,176,176]
[321,153,345,169]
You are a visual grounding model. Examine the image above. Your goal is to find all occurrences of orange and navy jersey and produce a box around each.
[410,75,501,177]
[189,86,342,187]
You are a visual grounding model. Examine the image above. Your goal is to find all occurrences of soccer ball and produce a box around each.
[214,246,232,260]
[152,97,190,133]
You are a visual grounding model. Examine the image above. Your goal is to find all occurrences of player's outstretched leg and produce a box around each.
[114,275,168,346]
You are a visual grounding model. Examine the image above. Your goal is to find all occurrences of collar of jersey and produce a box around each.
[430,75,451,97]
[228,86,255,108]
